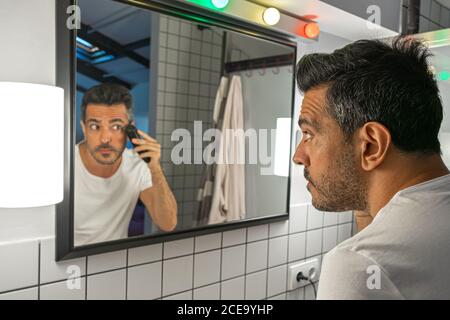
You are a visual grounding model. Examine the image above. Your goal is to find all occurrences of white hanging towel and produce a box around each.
[208,75,246,224]
[195,76,229,226]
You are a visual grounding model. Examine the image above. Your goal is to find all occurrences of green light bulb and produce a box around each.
[439,71,450,81]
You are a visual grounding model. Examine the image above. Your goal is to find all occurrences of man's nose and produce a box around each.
[292,142,309,167]
[100,127,112,143]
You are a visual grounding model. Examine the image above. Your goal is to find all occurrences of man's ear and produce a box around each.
[357,122,391,171]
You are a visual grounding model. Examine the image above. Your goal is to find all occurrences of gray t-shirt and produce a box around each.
[317,173,450,300]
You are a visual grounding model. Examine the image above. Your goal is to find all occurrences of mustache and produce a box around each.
[304,169,316,187]
[95,144,118,152]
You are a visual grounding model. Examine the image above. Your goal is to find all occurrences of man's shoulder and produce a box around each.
[319,241,404,299]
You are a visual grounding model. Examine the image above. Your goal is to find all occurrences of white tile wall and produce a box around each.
[0,239,38,292]
[268,293,286,300]
[87,269,126,300]
[322,226,338,253]
[286,287,305,300]
[338,211,353,224]
[306,229,323,257]
[193,283,220,300]
[289,205,307,234]
[0,203,354,300]
[247,224,268,242]
[128,243,162,266]
[246,240,268,273]
[267,265,287,297]
[338,223,353,244]
[127,262,162,300]
[40,278,86,300]
[323,212,338,227]
[163,290,193,300]
[40,237,86,284]
[288,232,306,262]
[221,276,244,300]
[163,238,194,259]
[269,220,289,238]
[194,250,221,287]
[195,233,222,253]
[245,270,267,300]
[268,236,288,268]
[87,250,126,274]
[162,255,193,296]
[222,229,246,247]
[221,245,246,280]
[307,206,324,230]
[0,287,38,300]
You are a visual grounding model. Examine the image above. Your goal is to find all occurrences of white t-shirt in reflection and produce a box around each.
[74,143,152,246]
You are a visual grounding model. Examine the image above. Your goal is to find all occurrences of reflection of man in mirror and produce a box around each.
[74,83,177,246]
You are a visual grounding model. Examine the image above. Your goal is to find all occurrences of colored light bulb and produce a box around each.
[263,7,281,26]
[211,0,229,9]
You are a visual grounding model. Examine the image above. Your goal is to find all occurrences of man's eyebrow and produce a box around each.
[298,117,321,131]
[86,118,100,123]
[109,118,126,124]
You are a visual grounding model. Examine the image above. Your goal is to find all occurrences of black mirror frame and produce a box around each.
[56,0,297,261]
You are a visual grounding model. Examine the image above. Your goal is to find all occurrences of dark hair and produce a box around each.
[296,36,443,155]
[81,83,133,122]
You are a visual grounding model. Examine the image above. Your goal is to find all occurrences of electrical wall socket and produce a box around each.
[288,259,320,290]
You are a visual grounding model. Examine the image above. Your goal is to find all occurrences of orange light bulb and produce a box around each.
[304,23,320,39]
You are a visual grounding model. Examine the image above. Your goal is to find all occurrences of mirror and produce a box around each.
[56,0,296,260]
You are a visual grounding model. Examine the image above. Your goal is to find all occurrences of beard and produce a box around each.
[305,143,368,212]
[86,142,124,165]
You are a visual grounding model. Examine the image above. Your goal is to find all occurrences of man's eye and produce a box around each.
[302,131,313,140]
[112,124,123,131]
[89,124,99,130]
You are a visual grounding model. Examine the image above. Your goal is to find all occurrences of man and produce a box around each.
[75,83,177,246]
[293,36,450,299]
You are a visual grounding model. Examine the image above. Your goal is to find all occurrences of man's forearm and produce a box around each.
[149,166,178,231]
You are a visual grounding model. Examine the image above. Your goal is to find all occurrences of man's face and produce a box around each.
[81,103,129,165]
[292,86,367,212]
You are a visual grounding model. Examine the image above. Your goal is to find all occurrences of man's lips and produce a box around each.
[98,149,113,154]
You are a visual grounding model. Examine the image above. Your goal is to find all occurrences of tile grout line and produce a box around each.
[243,227,248,300]
[192,237,196,298]
[265,225,270,299]
[161,241,165,299]
[303,206,311,300]
[125,249,129,300]
[285,219,291,300]
[85,256,88,300]
[37,241,41,300]
[219,232,223,300]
